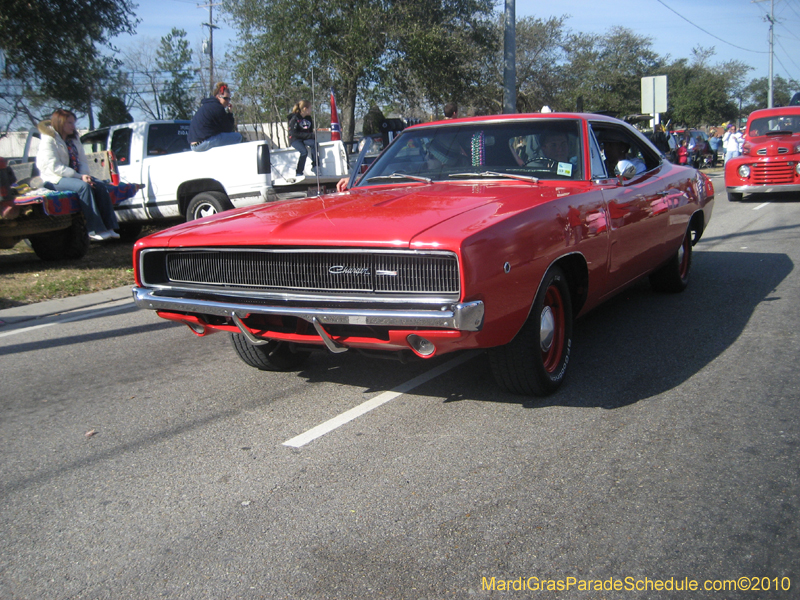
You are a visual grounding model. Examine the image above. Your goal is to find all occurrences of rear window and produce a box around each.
[146,123,190,156]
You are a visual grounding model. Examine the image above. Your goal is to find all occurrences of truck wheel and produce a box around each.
[117,223,143,242]
[727,191,743,202]
[489,266,573,396]
[230,333,310,371]
[186,192,233,221]
[29,214,89,261]
[649,226,692,293]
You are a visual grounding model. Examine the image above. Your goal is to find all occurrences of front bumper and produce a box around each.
[727,184,800,194]
[132,287,485,332]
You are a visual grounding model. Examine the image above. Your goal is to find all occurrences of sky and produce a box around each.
[118,0,800,87]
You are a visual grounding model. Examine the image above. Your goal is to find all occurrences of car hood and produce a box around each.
[744,134,799,155]
[142,181,587,248]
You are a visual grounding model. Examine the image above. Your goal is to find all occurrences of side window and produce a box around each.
[591,123,661,177]
[587,127,608,179]
[147,123,191,156]
[111,128,133,165]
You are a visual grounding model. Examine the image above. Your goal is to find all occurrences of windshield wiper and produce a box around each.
[366,172,433,184]
[449,171,539,183]
[765,130,793,136]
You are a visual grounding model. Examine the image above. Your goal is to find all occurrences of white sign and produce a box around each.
[641,76,668,115]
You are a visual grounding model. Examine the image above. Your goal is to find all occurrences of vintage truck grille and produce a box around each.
[140,249,460,295]
[751,162,795,184]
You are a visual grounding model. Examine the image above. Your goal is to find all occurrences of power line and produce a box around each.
[774,38,799,79]
[654,0,769,53]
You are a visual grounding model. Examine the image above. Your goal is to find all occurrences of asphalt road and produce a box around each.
[1,174,798,599]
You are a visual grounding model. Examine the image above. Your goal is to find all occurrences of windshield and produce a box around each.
[748,114,800,136]
[355,120,584,186]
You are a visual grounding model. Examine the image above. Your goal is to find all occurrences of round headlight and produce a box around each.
[738,165,750,178]
[795,163,800,176]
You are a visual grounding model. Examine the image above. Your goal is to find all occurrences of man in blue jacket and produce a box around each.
[187,83,243,152]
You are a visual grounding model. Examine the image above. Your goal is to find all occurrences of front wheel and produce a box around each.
[489,266,573,396]
[230,333,310,371]
[727,191,743,202]
[186,192,233,221]
[649,227,692,293]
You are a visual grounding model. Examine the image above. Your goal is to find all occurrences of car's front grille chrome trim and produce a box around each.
[132,287,485,332]
[143,248,460,296]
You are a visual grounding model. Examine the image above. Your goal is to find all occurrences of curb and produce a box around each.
[0,285,133,327]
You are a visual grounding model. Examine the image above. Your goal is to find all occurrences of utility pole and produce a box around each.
[502,0,516,113]
[199,2,220,95]
[768,0,774,108]
[754,0,775,108]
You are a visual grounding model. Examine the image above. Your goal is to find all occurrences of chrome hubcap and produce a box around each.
[198,205,217,219]
[540,306,555,352]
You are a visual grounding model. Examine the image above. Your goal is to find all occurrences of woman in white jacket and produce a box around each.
[36,109,119,241]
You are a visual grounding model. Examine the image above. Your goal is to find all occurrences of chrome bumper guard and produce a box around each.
[727,184,800,194]
[132,287,484,332]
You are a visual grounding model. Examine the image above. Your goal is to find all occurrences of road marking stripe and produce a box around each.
[0,300,133,339]
[753,202,770,210]
[283,350,481,448]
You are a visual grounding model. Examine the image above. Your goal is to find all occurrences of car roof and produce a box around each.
[747,106,800,120]
[410,112,629,130]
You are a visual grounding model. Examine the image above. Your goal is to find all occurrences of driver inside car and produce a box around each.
[540,132,571,163]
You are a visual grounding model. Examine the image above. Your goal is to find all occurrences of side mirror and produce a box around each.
[615,160,637,180]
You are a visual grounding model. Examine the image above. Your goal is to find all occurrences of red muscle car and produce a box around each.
[725,106,800,201]
[133,113,714,396]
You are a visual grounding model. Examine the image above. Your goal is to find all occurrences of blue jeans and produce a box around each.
[51,176,118,233]
[291,139,318,174]
[191,131,243,152]
[724,150,740,164]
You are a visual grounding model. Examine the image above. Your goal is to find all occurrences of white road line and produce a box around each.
[0,300,133,339]
[753,202,770,210]
[283,350,481,448]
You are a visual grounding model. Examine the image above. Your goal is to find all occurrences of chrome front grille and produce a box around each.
[143,249,460,296]
[751,162,795,184]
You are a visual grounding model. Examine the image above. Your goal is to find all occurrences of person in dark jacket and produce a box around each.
[188,83,242,152]
[288,100,319,176]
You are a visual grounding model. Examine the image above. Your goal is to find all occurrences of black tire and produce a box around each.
[650,227,692,293]
[116,222,143,242]
[489,266,573,396]
[230,333,310,371]
[727,191,743,202]
[186,192,233,221]
[29,214,89,261]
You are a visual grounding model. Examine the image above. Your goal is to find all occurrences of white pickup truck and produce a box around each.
[80,120,349,235]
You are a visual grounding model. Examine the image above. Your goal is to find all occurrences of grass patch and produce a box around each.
[0,225,170,309]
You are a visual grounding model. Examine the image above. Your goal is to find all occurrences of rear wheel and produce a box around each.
[489,266,573,396]
[28,214,89,261]
[186,192,233,221]
[650,227,692,293]
[230,333,310,371]
[116,222,143,242]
